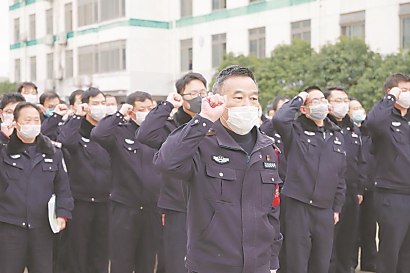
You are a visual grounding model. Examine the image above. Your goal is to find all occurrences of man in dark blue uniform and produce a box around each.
[58,87,111,273]
[272,86,346,273]
[0,102,73,273]
[154,65,282,273]
[137,72,208,273]
[92,91,162,273]
[324,86,366,273]
[366,73,410,273]
[0,92,25,142]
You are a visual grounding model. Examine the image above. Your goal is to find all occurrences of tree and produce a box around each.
[0,81,18,95]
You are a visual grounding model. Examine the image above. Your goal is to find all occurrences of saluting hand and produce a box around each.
[76,103,89,117]
[390,87,402,100]
[57,217,67,231]
[1,120,14,137]
[298,91,309,103]
[200,94,227,123]
[119,103,134,119]
[166,92,183,109]
[54,104,69,117]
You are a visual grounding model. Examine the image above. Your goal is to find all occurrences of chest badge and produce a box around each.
[125,139,135,145]
[334,137,342,145]
[44,158,53,163]
[304,131,315,136]
[392,122,401,127]
[263,162,277,170]
[266,155,271,161]
[10,154,20,159]
[351,133,358,138]
[81,137,90,143]
[274,133,281,139]
[212,155,230,165]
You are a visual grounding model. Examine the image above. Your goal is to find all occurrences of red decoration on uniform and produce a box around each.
[272,184,280,207]
[267,155,271,161]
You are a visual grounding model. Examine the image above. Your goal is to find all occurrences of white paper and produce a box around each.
[48,194,60,234]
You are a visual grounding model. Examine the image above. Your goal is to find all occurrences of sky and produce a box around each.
[0,1,10,79]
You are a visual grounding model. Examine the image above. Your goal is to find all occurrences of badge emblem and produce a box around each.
[392,122,401,127]
[81,137,90,143]
[334,137,341,145]
[352,133,358,138]
[10,154,20,159]
[125,139,135,145]
[44,159,53,163]
[304,131,315,136]
[266,155,271,161]
[212,155,230,165]
[274,133,281,139]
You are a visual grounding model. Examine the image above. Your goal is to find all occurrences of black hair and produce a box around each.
[272,96,290,111]
[175,72,207,94]
[39,91,60,106]
[212,65,257,94]
[126,91,153,106]
[17,82,38,94]
[303,86,322,93]
[13,102,42,121]
[69,90,84,106]
[323,86,347,99]
[349,97,358,101]
[82,87,104,104]
[384,73,410,92]
[0,92,26,110]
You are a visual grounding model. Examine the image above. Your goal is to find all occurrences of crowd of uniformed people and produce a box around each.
[0,66,408,273]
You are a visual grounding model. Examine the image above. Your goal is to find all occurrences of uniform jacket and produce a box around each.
[328,115,366,195]
[260,119,287,182]
[272,96,347,212]
[136,101,189,213]
[366,94,410,194]
[58,115,111,202]
[91,112,161,211]
[153,115,283,273]
[0,132,73,229]
[359,123,376,191]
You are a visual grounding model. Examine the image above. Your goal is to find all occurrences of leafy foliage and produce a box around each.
[0,81,18,96]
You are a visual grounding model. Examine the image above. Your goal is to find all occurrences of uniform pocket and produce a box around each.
[260,171,278,207]
[198,211,218,241]
[390,125,406,144]
[205,164,236,205]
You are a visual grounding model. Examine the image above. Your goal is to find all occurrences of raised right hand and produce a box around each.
[1,120,14,137]
[166,93,183,109]
[199,94,227,123]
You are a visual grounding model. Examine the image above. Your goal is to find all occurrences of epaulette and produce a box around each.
[51,141,62,149]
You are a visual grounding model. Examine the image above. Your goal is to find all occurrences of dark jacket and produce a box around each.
[360,123,376,191]
[328,115,366,195]
[41,113,64,141]
[136,101,188,212]
[260,119,287,182]
[0,132,73,228]
[272,96,347,212]
[91,112,161,211]
[366,94,410,194]
[153,115,282,273]
[58,115,111,202]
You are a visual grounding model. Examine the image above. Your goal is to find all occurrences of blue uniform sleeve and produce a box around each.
[356,135,367,195]
[333,137,347,213]
[268,205,283,270]
[54,149,74,219]
[91,112,123,151]
[366,94,396,138]
[153,114,212,182]
[41,114,63,141]
[58,115,82,152]
[260,118,275,137]
[136,101,175,150]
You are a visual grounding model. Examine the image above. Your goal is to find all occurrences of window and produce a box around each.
[78,45,97,75]
[65,50,73,78]
[212,33,226,68]
[212,0,226,10]
[47,53,54,79]
[78,0,125,27]
[46,9,53,35]
[291,20,311,43]
[249,27,265,58]
[65,3,73,32]
[100,0,126,21]
[340,11,365,40]
[29,14,36,40]
[100,40,127,73]
[30,57,37,81]
[181,39,193,71]
[14,18,20,43]
[181,0,193,18]
[15,59,21,83]
[78,0,98,27]
[400,3,410,49]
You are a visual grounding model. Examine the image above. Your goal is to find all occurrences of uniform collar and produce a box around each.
[298,114,341,132]
[212,120,273,154]
[6,132,55,156]
[173,107,192,127]
[127,119,139,134]
[327,114,354,129]
[80,118,95,139]
[393,106,410,121]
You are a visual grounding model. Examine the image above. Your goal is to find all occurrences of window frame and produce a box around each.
[212,0,226,11]
[249,27,266,58]
[30,56,37,81]
[340,11,366,40]
[180,39,193,71]
[291,19,311,43]
[29,14,36,41]
[212,33,227,68]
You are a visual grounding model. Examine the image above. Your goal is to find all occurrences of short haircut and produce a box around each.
[303,86,322,93]
[272,96,290,110]
[126,91,153,106]
[105,94,114,98]
[17,82,38,94]
[349,97,358,101]
[13,102,42,121]
[212,65,257,94]
[0,92,25,110]
[82,87,104,104]
[69,90,84,106]
[175,72,207,94]
[384,73,410,92]
[39,91,60,106]
[323,86,347,99]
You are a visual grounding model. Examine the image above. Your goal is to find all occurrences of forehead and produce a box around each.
[135,99,153,107]
[183,80,206,93]
[306,90,324,101]
[106,96,117,103]
[89,93,106,102]
[223,76,258,95]
[398,81,410,90]
[22,87,37,93]
[329,90,347,98]
[3,102,20,110]
[18,107,40,118]
[349,100,362,108]
[45,97,60,104]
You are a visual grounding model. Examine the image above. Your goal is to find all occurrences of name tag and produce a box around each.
[263,162,277,170]
[44,159,53,163]
[352,133,358,138]
[304,131,315,136]
[392,122,401,127]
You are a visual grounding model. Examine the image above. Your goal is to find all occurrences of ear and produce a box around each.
[386,88,391,94]
[300,105,307,114]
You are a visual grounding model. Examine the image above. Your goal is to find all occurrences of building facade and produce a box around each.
[8,0,410,100]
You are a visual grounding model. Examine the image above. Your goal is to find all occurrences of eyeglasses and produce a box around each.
[307,98,328,105]
[182,90,208,100]
[329,98,350,104]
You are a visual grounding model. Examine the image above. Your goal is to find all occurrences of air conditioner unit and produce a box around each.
[45,79,54,91]
[20,32,28,43]
[58,33,67,46]
[44,34,54,46]
[73,77,83,87]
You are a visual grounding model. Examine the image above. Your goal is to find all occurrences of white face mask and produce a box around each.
[224,106,259,135]
[134,111,149,125]
[23,94,38,104]
[106,105,118,115]
[331,103,349,119]
[397,92,410,109]
[89,105,107,121]
[2,113,14,122]
[307,104,328,121]
[17,123,41,140]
